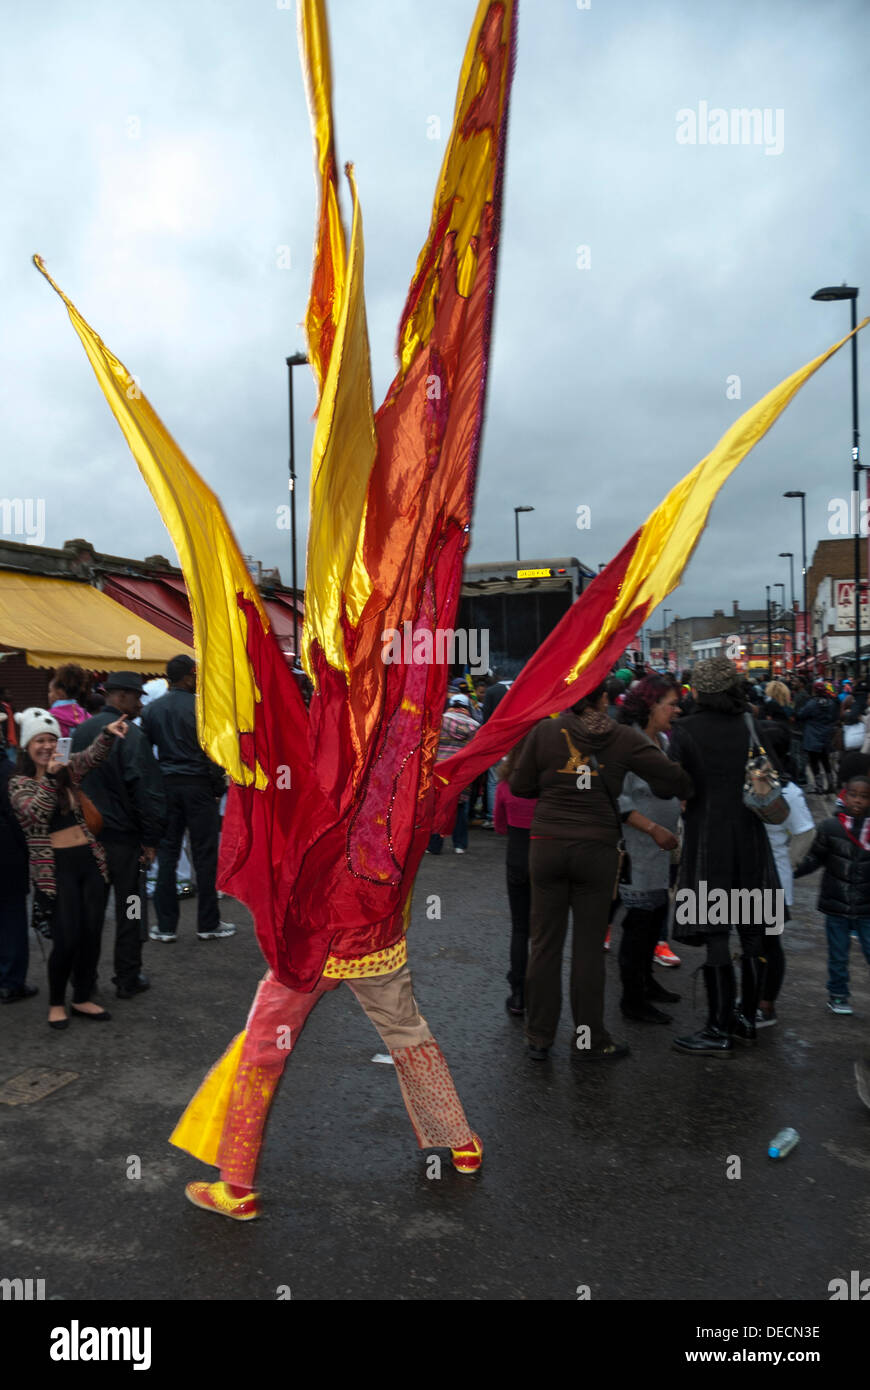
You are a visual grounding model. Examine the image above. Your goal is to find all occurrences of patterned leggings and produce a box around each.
[217,963,474,1187]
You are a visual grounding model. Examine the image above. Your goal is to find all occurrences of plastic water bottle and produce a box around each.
[768,1127,799,1159]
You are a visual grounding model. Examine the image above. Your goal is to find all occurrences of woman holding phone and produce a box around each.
[9,707,128,1028]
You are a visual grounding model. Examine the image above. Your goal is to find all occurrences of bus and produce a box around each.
[456,556,596,679]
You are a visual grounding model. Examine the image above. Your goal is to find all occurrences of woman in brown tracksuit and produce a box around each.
[510,680,693,1061]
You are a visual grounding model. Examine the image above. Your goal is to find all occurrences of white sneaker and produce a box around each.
[149,928,177,942]
[198,923,237,940]
[755,1007,777,1029]
[454,847,466,855]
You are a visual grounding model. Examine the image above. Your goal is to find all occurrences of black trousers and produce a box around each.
[807,750,832,783]
[44,846,107,1006]
[618,901,669,1009]
[505,826,531,989]
[155,776,220,935]
[526,837,619,1050]
[0,892,29,992]
[100,836,146,988]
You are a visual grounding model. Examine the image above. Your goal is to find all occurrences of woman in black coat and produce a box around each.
[668,658,782,1056]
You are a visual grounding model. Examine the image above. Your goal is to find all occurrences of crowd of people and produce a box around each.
[426,661,870,1060]
[2,655,870,1066]
[0,657,233,1025]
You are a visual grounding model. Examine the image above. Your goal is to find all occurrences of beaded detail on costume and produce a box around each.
[390,1039,474,1149]
[323,937,407,979]
[217,1061,282,1188]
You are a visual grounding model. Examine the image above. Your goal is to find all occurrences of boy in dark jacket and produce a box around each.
[794,775,870,1014]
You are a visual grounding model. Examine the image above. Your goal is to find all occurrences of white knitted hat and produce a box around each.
[15,707,62,749]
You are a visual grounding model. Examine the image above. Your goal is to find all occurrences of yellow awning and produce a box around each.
[0,571,195,672]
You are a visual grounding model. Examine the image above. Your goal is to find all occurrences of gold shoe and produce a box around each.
[185,1180,261,1221]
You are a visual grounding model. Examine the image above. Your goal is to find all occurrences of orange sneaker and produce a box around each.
[451,1134,483,1174]
[185,1180,261,1221]
[654,942,680,968]
[603,929,611,952]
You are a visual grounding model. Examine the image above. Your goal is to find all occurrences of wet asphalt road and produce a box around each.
[1,790,869,1303]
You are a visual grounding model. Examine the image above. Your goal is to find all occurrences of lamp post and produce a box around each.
[514,505,534,563]
[766,585,773,678]
[779,551,796,671]
[774,582,786,674]
[784,490,810,667]
[662,608,671,671]
[812,284,861,674]
[286,351,308,666]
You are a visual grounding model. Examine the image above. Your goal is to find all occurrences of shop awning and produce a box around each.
[101,575,194,645]
[0,571,194,672]
[101,573,303,659]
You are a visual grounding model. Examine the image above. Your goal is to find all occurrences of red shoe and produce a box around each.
[654,942,680,968]
[451,1134,483,1174]
[603,929,611,952]
[185,1180,260,1221]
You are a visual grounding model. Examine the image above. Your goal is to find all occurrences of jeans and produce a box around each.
[428,801,469,854]
[824,915,870,998]
[452,801,469,851]
[486,765,498,819]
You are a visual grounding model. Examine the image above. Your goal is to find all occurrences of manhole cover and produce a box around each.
[0,1069,78,1106]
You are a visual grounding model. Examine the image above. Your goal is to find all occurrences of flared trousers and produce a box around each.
[217,962,475,1187]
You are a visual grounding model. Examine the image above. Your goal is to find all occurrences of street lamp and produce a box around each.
[514,506,534,562]
[286,351,308,666]
[766,585,773,678]
[784,490,810,667]
[774,583,786,675]
[812,284,861,673]
[662,608,671,670]
[779,551,796,671]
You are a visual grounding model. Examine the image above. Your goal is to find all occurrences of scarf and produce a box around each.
[837,812,870,851]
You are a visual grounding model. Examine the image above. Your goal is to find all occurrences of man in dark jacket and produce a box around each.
[0,756,36,1002]
[510,682,693,1062]
[797,680,838,793]
[71,671,166,998]
[141,655,234,943]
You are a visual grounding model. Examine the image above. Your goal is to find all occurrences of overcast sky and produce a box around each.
[2,0,868,627]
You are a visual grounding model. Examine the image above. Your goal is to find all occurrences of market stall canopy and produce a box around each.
[0,571,195,672]
[101,574,194,646]
[102,573,303,659]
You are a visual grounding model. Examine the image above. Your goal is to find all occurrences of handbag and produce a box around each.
[76,788,103,837]
[843,720,864,751]
[743,714,789,825]
[587,754,631,889]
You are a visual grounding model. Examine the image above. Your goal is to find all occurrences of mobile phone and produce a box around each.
[55,738,72,765]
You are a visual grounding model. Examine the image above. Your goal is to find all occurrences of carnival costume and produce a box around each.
[36,0,864,1221]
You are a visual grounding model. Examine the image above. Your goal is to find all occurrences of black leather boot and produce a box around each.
[673,964,734,1056]
[731,955,761,1043]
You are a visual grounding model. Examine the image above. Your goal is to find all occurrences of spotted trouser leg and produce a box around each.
[347,964,474,1149]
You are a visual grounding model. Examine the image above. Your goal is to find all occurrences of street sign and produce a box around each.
[835,580,869,632]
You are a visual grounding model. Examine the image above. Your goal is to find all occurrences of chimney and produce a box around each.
[733,600,739,618]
